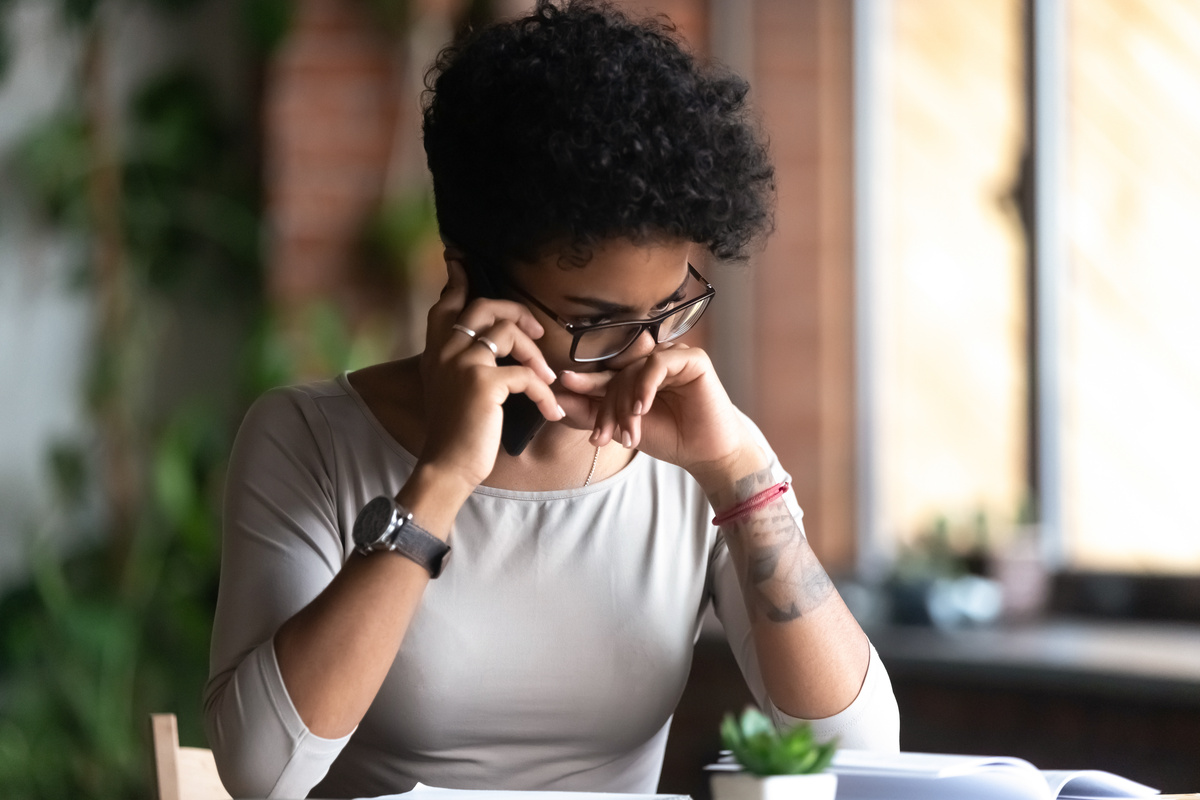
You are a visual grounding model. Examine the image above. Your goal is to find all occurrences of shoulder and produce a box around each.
[241,378,347,438]
[343,359,425,454]
[250,377,346,409]
[231,377,360,478]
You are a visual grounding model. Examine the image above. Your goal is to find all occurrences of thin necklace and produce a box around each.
[583,445,601,487]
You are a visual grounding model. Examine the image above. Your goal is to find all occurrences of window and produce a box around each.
[857,0,1200,577]
[1061,0,1200,572]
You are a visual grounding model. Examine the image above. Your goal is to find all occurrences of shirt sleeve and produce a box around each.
[713,538,901,750]
[203,387,354,798]
[706,421,901,752]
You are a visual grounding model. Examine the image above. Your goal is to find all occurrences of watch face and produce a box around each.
[353,496,396,550]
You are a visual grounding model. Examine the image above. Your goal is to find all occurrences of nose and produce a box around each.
[629,327,659,358]
[601,328,658,371]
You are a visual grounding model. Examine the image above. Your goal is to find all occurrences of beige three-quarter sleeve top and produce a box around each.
[203,374,900,798]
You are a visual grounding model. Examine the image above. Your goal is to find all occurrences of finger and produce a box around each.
[627,348,703,415]
[445,257,468,297]
[633,361,666,417]
[559,369,615,398]
[562,369,627,446]
[476,319,556,384]
[494,365,565,423]
[608,377,643,449]
[553,389,599,431]
[590,394,618,447]
[457,297,545,344]
[440,298,544,365]
[623,407,642,450]
[451,319,556,385]
[427,260,471,350]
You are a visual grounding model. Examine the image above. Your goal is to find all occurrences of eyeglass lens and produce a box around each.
[573,296,712,361]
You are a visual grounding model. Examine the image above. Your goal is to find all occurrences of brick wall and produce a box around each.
[751,0,856,568]
[264,0,403,311]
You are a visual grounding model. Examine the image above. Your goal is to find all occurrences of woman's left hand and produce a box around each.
[555,344,765,490]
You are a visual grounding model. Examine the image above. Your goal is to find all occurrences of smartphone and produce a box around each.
[460,258,547,456]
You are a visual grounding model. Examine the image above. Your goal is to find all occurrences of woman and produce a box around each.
[204,2,899,797]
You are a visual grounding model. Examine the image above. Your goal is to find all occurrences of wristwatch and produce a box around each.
[352,496,451,578]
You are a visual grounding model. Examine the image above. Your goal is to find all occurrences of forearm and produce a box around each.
[706,459,870,720]
[274,463,471,739]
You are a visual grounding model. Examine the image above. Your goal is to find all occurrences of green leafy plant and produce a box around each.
[720,707,838,777]
[0,2,281,798]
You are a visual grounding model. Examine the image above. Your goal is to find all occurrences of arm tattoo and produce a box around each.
[717,468,836,623]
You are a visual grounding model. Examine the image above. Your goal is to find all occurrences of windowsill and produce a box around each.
[867,618,1200,704]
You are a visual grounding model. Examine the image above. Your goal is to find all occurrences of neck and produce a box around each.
[512,419,592,461]
[487,420,628,491]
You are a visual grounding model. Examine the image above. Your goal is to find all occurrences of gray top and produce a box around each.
[204,375,900,798]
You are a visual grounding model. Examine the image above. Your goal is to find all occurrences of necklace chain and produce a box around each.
[583,445,601,487]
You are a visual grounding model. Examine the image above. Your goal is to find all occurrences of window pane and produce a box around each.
[1064,0,1200,571]
[879,0,1028,544]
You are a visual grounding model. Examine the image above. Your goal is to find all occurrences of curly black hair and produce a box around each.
[421,0,774,271]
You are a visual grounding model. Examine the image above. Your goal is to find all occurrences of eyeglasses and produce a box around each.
[503,264,716,363]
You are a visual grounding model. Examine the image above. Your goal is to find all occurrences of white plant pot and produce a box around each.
[710,771,838,800]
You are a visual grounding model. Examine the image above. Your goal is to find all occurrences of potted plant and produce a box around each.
[710,708,839,800]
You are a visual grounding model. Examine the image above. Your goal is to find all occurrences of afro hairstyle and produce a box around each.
[422,0,775,272]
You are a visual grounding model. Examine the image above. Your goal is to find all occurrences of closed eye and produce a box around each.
[576,314,615,326]
[651,287,689,314]
[573,284,690,326]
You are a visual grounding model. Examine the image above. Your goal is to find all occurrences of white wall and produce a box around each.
[0,2,89,589]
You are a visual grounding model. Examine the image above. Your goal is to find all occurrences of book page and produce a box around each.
[716,750,1159,800]
[828,751,1157,800]
[1042,769,1159,799]
[832,749,1039,779]
[832,764,1052,800]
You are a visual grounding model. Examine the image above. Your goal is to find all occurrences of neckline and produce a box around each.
[336,371,644,500]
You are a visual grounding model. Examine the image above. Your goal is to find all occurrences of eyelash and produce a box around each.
[578,314,614,326]
[651,293,686,313]
[577,292,687,326]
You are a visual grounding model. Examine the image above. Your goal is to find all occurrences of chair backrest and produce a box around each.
[150,713,232,800]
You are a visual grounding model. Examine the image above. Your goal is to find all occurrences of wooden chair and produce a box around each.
[150,714,232,800]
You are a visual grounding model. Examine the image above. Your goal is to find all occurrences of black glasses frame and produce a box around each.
[502,264,716,363]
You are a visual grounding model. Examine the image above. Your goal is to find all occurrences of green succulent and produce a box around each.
[720,707,839,777]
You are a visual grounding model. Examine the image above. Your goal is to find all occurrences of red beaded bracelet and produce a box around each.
[711,481,789,526]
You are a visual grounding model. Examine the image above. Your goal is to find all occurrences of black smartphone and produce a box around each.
[460,259,547,456]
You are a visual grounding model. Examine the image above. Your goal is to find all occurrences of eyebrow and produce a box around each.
[561,270,691,315]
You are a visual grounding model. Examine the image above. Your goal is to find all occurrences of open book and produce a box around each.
[366,783,689,800]
[814,750,1154,800]
[708,750,1159,800]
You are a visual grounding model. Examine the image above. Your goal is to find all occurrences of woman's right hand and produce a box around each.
[416,257,562,493]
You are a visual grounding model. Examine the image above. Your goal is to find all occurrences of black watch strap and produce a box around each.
[387,510,451,578]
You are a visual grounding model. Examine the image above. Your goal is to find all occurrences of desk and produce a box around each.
[657,619,1200,798]
[868,620,1200,794]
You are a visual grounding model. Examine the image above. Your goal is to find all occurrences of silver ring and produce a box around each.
[475,335,499,356]
[451,323,477,339]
